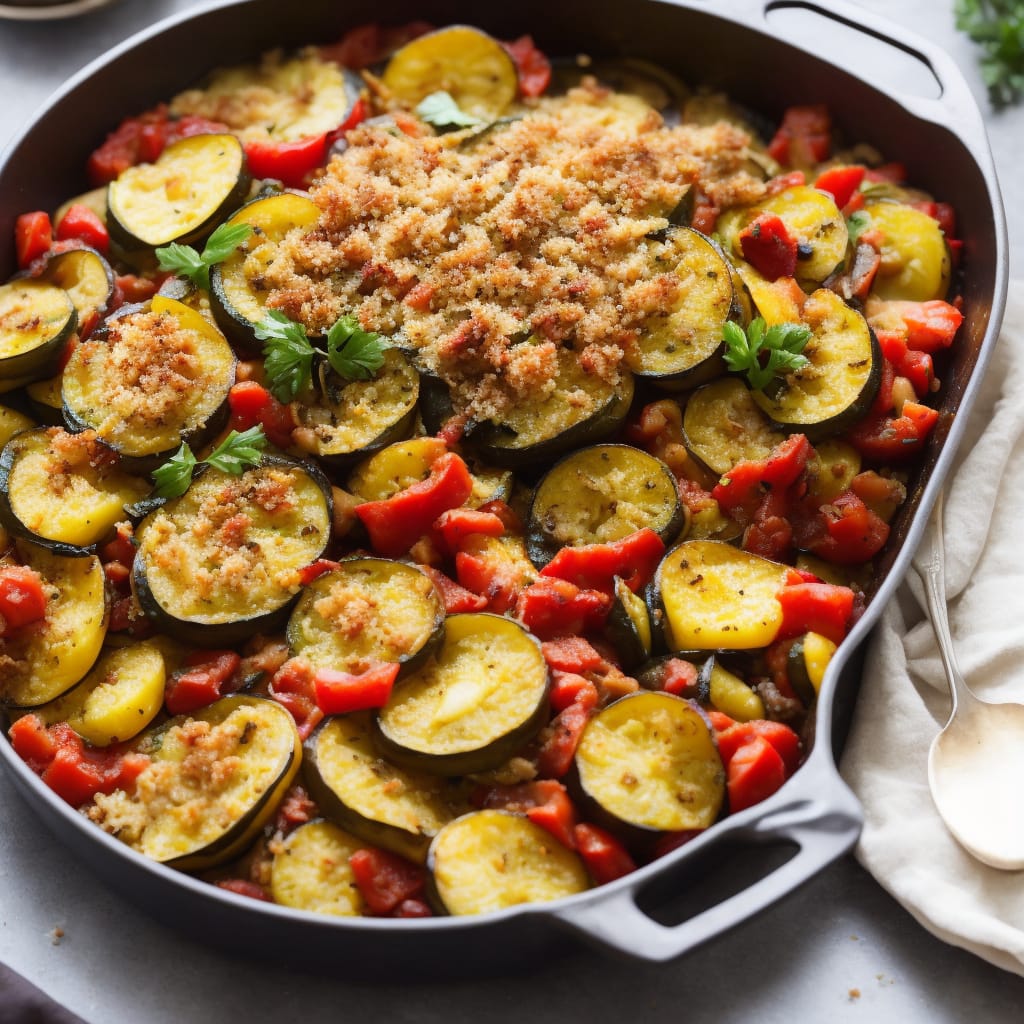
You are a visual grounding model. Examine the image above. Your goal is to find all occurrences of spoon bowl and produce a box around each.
[918,490,1024,871]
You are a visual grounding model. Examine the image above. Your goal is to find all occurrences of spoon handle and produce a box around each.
[915,489,974,714]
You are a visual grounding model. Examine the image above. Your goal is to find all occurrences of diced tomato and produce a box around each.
[540,528,664,594]
[99,522,135,568]
[216,880,270,901]
[776,581,854,646]
[892,300,964,353]
[243,134,330,189]
[273,785,317,833]
[541,636,606,674]
[727,735,787,812]
[750,720,802,775]
[165,650,241,715]
[55,203,110,254]
[713,434,811,515]
[707,710,736,733]
[228,381,296,448]
[813,165,865,210]
[357,451,472,558]
[482,779,578,849]
[475,498,522,533]
[349,847,427,915]
[536,701,592,778]
[573,823,636,884]
[113,273,161,306]
[268,657,323,740]
[847,402,939,463]
[433,507,505,555]
[514,577,612,640]
[297,558,342,586]
[661,658,700,697]
[738,213,798,280]
[15,211,53,269]
[549,671,600,713]
[767,105,831,166]
[808,489,891,564]
[454,539,530,615]
[875,329,933,398]
[313,662,399,715]
[502,35,552,97]
[690,196,720,234]
[0,565,48,634]
[418,565,488,613]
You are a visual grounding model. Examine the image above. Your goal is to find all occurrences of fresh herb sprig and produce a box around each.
[152,425,268,499]
[722,317,812,392]
[254,310,386,403]
[955,0,1024,108]
[415,90,486,130]
[846,209,871,247]
[155,222,252,291]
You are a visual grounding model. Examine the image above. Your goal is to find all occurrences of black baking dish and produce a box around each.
[0,0,1007,976]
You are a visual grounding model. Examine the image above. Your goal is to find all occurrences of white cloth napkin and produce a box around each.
[842,283,1024,975]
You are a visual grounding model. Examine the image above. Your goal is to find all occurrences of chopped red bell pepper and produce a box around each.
[515,577,612,640]
[349,847,428,915]
[454,536,532,615]
[297,558,342,586]
[164,650,241,715]
[228,381,296,448]
[268,657,323,740]
[573,823,637,884]
[540,528,665,594]
[313,662,400,716]
[764,170,806,196]
[776,581,854,646]
[356,451,473,558]
[418,565,488,613]
[891,300,964,353]
[481,779,579,849]
[433,507,505,555]
[810,489,891,564]
[813,165,865,210]
[767,105,831,166]
[541,636,607,674]
[55,203,110,254]
[738,213,798,280]
[847,402,939,463]
[0,565,48,634]
[15,211,53,269]
[113,273,161,305]
[875,329,934,398]
[243,134,330,189]
[548,671,600,713]
[536,700,592,778]
[502,35,552,97]
[727,735,787,813]
[713,434,812,515]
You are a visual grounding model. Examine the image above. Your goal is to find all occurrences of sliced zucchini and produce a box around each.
[586,58,690,126]
[270,819,366,917]
[751,288,881,441]
[732,259,804,326]
[574,691,725,837]
[685,501,743,544]
[209,191,321,351]
[467,463,514,509]
[707,661,766,722]
[286,557,444,677]
[374,613,549,776]
[0,427,150,555]
[36,246,115,338]
[107,133,251,252]
[0,542,107,708]
[626,227,737,388]
[30,641,166,746]
[0,280,77,384]
[303,713,459,863]
[787,631,837,705]
[527,444,684,568]
[806,439,861,504]
[429,809,591,915]
[864,199,951,301]
[25,376,64,426]
[292,349,419,466]
[61,295,236,470]
[471,347,634,468]
[656,539,792,651]
[0,405,34,447]
[133,454,332,646]
[682,377,784,476]
[347,436,447,502]
[383,26,519,120]
[85,695,300,871]
[606,576,653,670]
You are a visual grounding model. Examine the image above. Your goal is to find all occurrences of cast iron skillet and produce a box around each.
[0,0,1007,976]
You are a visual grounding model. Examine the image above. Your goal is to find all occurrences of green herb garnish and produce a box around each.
[152,426,267,499]
[846,209,871,247]
[255,310,386,402]
[955,0,1024,108]
[722,317,812,391]
[155,222,252,292]
[415,91,486,130]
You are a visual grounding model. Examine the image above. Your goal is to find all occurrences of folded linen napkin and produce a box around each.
[842,285,1024,975]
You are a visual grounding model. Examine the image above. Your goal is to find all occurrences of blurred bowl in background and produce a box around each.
[0,0,118,20]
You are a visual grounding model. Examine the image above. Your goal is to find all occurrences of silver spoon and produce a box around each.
[917,488,1024,870]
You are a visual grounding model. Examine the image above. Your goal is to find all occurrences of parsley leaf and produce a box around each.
[846,209,871,247]
[255,310,317,402]
[415,91,486,130]
[155,222,252,291]
[955,0,1024,108]
[151,426,268,500]
[326,315,386,380]
[722,317,812,391]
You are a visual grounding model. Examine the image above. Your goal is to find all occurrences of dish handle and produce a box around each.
[548,747,862,962]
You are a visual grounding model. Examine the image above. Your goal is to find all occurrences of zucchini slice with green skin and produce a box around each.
[303,713,460,863]
[347,436,447,502]
[286,558,444,678]
[85,695,300,871]
[209,191,321,352]
[526,444,685,568]
[374,613,549,777]
[382,26,519,121]
[35,246,115,338]
[0,280,77,384]
[24,376,64,426]
[655,539,792,651]
[707,660,766,721]
[133,454,333,647]
[0,405,34,447]
[428,809,591,915]
[625,227,737,389]
[682,377,784,476]
[292,350,419,467]
[0,427,150,556]
[573,691,724,841]
[751,289,881,441]
[270,819,367,917]
[806,438,861,504]
[61,295,236,471]
[606,575,654,670]
[471,348,635,469]
[29,640,166,746]
[864,199,951,302]
[107,133,251,253]
[787,631,837,705]
[0,542,107,708]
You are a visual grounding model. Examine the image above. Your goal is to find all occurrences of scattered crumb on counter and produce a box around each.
[50,926,64,945]
[848,988,861,1001]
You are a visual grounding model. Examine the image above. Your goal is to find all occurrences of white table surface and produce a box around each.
[2,1,1024,1021]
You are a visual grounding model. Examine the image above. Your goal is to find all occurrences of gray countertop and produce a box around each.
[2,1,1023,1020]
